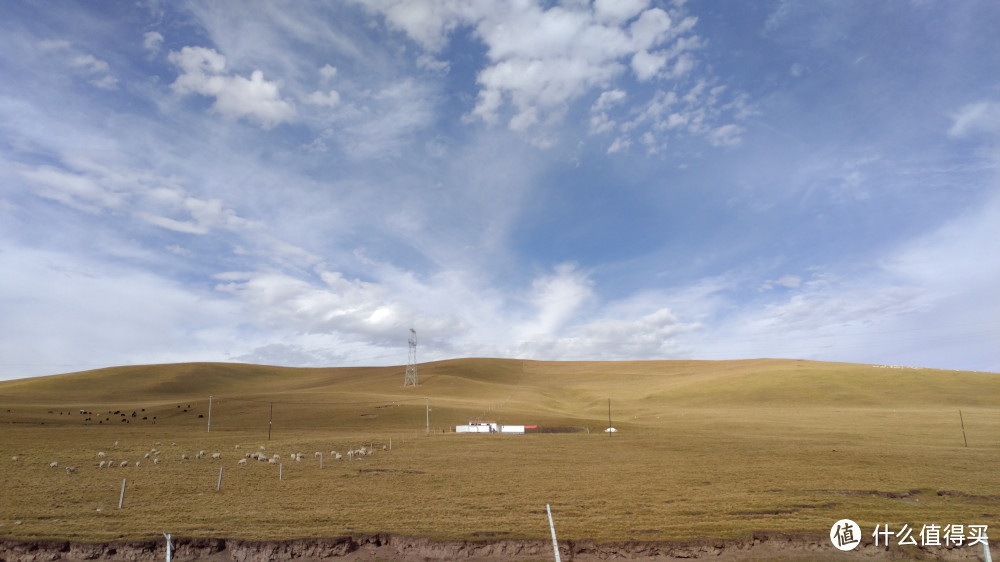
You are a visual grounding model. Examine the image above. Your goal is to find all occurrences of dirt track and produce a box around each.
[0,532,994,561]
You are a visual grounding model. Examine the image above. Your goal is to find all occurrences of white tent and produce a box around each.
[604,427,618,432]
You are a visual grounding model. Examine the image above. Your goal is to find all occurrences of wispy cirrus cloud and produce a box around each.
[19,156,259,236]
[949,100,1000,138]
[40,40,119,89]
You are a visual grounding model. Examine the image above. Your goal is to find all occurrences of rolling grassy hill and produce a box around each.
[0,358,997,547]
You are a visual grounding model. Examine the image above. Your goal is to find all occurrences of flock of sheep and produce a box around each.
[237,445,379,466]
[13,440,386,474]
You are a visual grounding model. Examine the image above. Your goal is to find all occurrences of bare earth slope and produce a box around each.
[1,359,997,560]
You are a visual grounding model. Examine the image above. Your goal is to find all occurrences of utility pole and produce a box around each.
[608,398,612,436]
[207,395,212,433]
[404,329,418,386]
[268,403,273,441]
[425,397,429,435]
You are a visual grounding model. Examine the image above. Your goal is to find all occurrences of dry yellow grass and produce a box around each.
[0,358,997,545]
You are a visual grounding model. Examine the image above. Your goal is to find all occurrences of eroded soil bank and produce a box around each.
[0,533,994,561]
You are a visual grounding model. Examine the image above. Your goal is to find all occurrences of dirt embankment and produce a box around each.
[0,533,993,561]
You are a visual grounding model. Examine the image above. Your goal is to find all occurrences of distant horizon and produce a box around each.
[2,1,999,381]
[9,356,998,383]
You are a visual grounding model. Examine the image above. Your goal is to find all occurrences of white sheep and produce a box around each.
[153,458,160,465]
[334,452,342,460]
[182,453,190,460]
[135,461,140,468]
[50,461,58,468]
[295,453,304,462]
[11,455,19,462]
[144,453,151,459]
[234,444,241,449]
[237,458,247,466]
[119,461,128,468]
[65,466,77,473]
[211,452,222,460]
[99,461,107,468]
[259,445,266,450]
[197,450,206,459]
[315,451,322,458]
[268,457,278,464]
[97,452,106,458]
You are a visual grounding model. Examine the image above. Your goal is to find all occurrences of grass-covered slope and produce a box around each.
[0,358,997,544]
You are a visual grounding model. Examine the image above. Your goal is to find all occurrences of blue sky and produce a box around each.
[2,0,998,380]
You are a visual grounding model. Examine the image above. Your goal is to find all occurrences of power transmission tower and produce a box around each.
[404,328,418,387]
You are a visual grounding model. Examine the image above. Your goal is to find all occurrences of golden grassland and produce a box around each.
[0,358,997,544]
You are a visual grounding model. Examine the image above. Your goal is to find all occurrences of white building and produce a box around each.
[455,421,527,434]
[456,421,498,433]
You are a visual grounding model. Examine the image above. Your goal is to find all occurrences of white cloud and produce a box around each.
[416,53,451,73]
[628,8,673,51]
[668,52,695,77]
[143,31,164,54]
[319,63,338,81]
[607,136,631,153]
[592,88,627,113]
[354,0,481,52]
[707,123,744,147]
[572,307,700,358]
[0,246,246,378]
[214,268,467,345]
[614,80,747,150]
[631,49,668,81]
[949,100,1000,138]
[40,40,119,89]
[760,275,802,291]
[138,192,255,235]
[20,158,257,236]
[21,165,125,213]
[517,264,594,338]
[593,0,649,24]
[357,1,709,140]
[169,46,296,129]
[306,89,341,107]
[679,189,1000,370]
[337,78,437,158]
[590,89,627,133]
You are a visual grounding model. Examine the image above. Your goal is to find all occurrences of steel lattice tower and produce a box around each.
[404,328,418,387]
